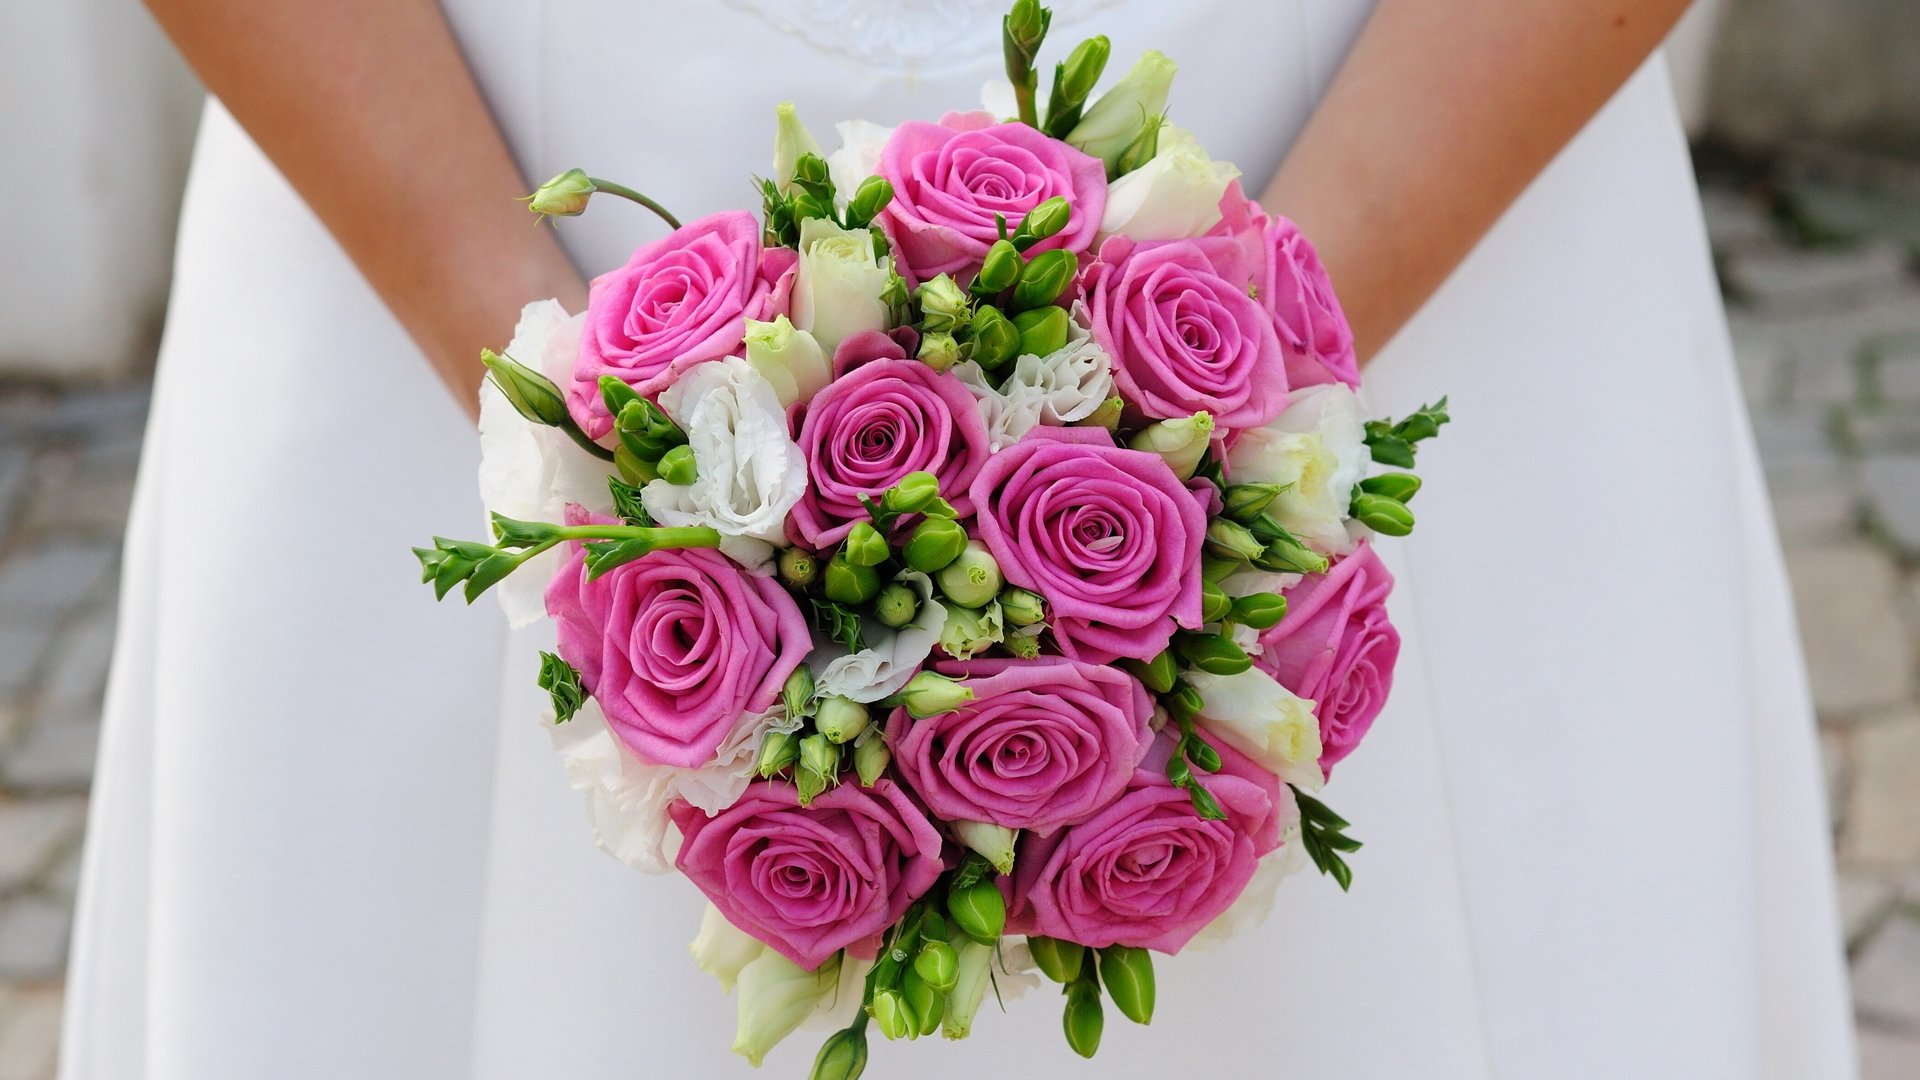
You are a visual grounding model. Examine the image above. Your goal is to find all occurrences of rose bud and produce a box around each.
[1028,936,1085,984]
[522,168,596,218]
[1205,519,1265,563]
[744,315,832,409]
[1013,305,1070,358]
[938,601,1003,661]
[947,876,1007,945]
[1004,630,1042,659]
[1077,394,1125,430]
[816,695,871,744]
[874,582,921,628]
[937,540,1003,608]
[904,516,968,573]
[782,666,816,719]
[1098,946,1155,1025]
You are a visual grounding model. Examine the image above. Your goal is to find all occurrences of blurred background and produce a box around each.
[1,1,1917,1075]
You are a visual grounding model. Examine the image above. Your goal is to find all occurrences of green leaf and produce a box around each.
[1185,781,1227,821]
[537,651,586,723]
[807,598,868,653]
[583,538,654,579]
[607,476,654,526]
[1292,787,1360,891]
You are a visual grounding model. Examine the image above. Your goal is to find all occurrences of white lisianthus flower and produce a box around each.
[743,315,831,408]
[691,903,767,994]
[732,949,842,1066]
[546,696,784,874]
[1096,125,1240,243]
[812,571,946,703]
[1188,811,1309,951]
[477,299,614,627]
[952,309,1115,449]
[1067,49,1177,172]
[771,101,822,195]
[1187,667,1326,791]
[1226,383,1367,556]
[792,217,894,355]
[825,120,895,205]
[641,356,807,572]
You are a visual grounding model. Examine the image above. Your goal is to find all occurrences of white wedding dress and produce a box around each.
[61,2,1856,1077]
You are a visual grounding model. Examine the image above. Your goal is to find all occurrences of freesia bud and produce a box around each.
[1258,534,1329,575]
[999,587,1046,627]
[901,967,944,1037]
[1222,482,1284,522]
[1360,472,1422,503]
[744,315,832,408]
[690,903,765,994]
[779,547,819,588]
[1068,49,1176,175]
[733,949,840,1066]
[1027,936,1085,984]
[1098,947,1155,1025]
[845,176,895,229]
[892,671,973,719]
[658,444,697,485]
[1062,979,1105,1058]
[937,541,1003,608]
[1205,519,1265,562]
[1174,632,1253,676]
[1015,196,1071,246]
[809,1027,869,1080]
[757,729,800,778]
[1003,0,1049,65]
[815,696,871,744]
[481,349,571,427]
[1012,249,1077,310]
[1121,647,1179,694]
[917,331,963,372]
[1227,592,1287,629]
[940,939,996,1039]
[841,521,891,567]
[952,820,1017,875]
[853,732,892,786]
[1013,305,1070,358]
[870,988,912,1041]
[874,582,921,629]
[974,240,1023,294]
[947,876,1006,945]
[1114,114,1165,178]
[1043,35,1111,138]
[1200,578,1232,624]
[915,940,960,994]
[914,273,973,334]
[966,305,1022,369]
[793,152,832,192]
[903,516,968,573]
[1352,492,1415,536]
[883,471,940,514]
[1128,411,1214,480]
[523,168,596,218]
[822,554,883,604]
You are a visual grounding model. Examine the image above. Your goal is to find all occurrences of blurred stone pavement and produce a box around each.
[2,177,1919,1076]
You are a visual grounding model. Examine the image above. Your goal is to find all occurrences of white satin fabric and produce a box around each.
[61,2,1855,1077]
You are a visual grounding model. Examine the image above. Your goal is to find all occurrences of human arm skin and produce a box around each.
[1260,0,1693,362]
[143,0,588,415]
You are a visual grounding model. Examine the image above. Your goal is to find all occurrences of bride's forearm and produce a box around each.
[1259,0,1691,362]
[144,0,587,415]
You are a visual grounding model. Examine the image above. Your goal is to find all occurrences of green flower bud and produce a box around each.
[1352,492,1415,536]
[1114,112,1163,176]
[1359,472,1422,503]
[915,939,960,994]
[1028,936,1085,984]
[853,732,892,787]
[967,305,1022,370]
[795,762,830,805]
[808,1027,869,1080]
[1004,630,1042,659]
[901,966,944,1037]
[1122,648,1179,695]
[869,988,912,1041]
[598,373,644,415]
[1185,734,1223,773]
[1222,482,1284,523]
[779,547,819,588]
[937,541,1003,608]
[1003,0,1049,68]
[523,168,596,218]
[1012,304,1070,358]
[792,152,832,191]
[658,444,698,485]
[1099,946,1155,1025]
[999,587,1046,628]
[799,732,841,781]
[1068,49,1176,174]
[1012,249,1077,311]
[883,471,941,515]
[1168,680,1205,723]
[782,665,816,719]
[974,240,1023,294]
[1205,519,1265,562]
[892,671,973,719]
[1078,394,1125,430]
[841,521,892,567]
[1015,196,1071,246]
[756,729,800,779]
[822,555,883,604]
[845,176,895,229]
[772,102,824,196]
[1128,410,1214,480]
[941,938,995,1039]
[1200,578,1232,624]
[903,516,969,573]
[481,349,571,427]
[947,877,1006,945]
[874,582,921,629]
[1259,534,1330,575]
[939,601,1004,662]
[914,273,973,334]
[815,695,871,744]
[917,330,963,372]
[952,819,1017,875]
[1057,36,1111,109]
[1174,633,1253,676]
[1227,592,1287,630]
[1062,979,1105,1058]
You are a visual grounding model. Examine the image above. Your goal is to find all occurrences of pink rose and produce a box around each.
[886,657,1155,835]
[969,427,1206,664]
[545,509,810,769]
[1007,733,1290,953]
[669,779,945,970]
[878,119,1106,284]
[1260,215,1359,390]
[1081,233,1290,432]
[788,358,990,548]
[1256,541,1399,772]
[570,211,796,436]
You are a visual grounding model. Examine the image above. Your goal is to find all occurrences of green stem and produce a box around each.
[1012,78,1039,128]
[561,421,616,462]
[587,178,682,230]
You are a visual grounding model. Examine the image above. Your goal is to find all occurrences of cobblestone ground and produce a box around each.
[2,182,1918,1076]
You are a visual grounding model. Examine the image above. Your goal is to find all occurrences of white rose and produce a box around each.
[825,120,895,211]
[477,299,614,627]
[1226,383,1367,556]
[952,308,1115,449]
[743,315,831,408]
[1096,125,1239,243]
[811,571,946,703]
[792,216,894,356]
[1187,667,1326,791]
[641,356,807,572]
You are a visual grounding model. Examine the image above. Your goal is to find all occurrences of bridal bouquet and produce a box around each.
[415,2,1446,1073]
